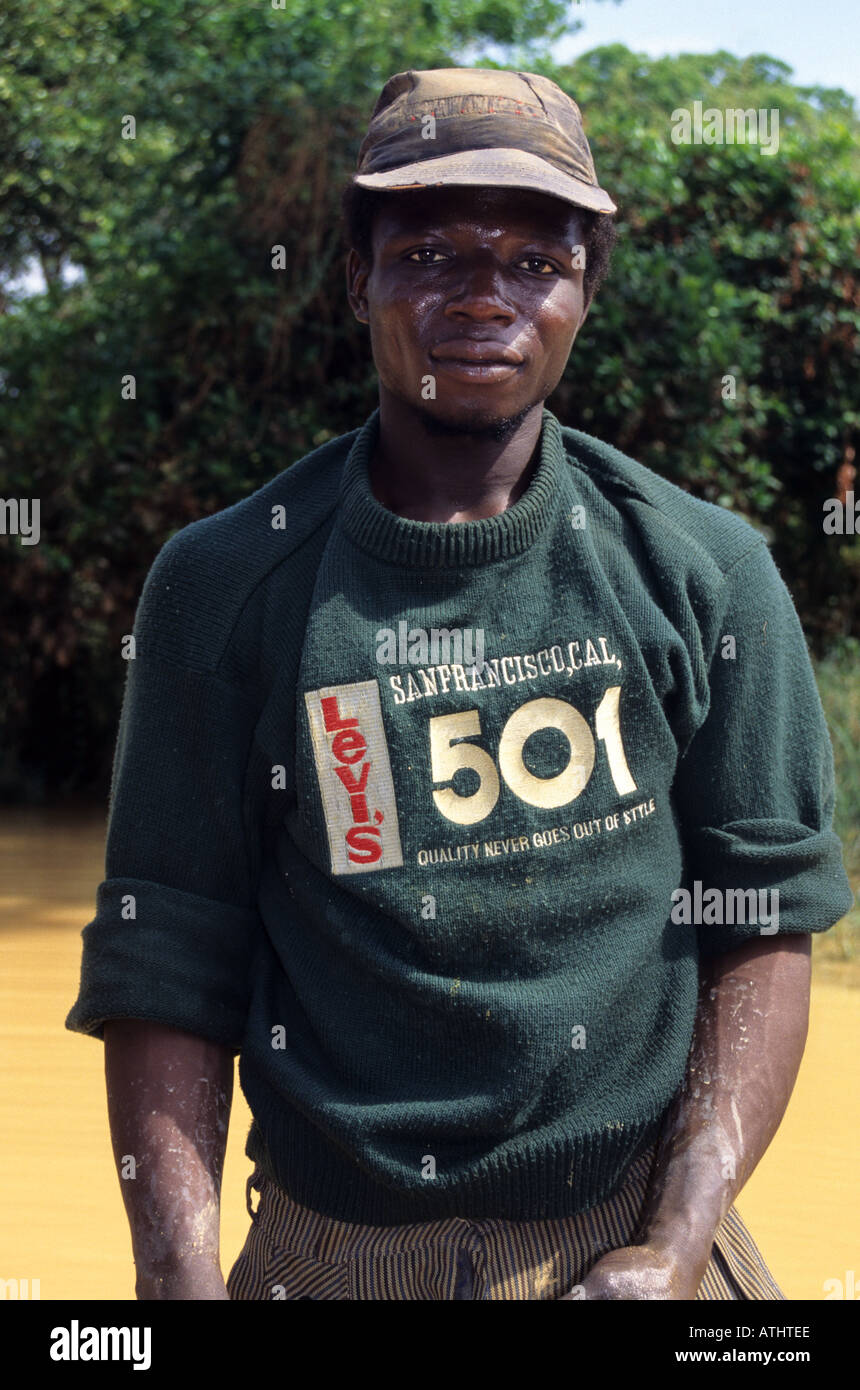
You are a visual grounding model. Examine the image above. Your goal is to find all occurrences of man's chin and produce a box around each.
[412,398,538,442]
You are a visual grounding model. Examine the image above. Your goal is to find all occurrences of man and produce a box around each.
[67,67,853,1301]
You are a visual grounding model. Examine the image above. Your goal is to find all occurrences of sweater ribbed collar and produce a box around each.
[338,406,566,568]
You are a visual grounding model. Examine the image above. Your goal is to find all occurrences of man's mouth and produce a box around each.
[428,338,525,382]
[430,338,525,365]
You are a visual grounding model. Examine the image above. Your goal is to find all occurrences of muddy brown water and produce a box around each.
[1,807,857,1300]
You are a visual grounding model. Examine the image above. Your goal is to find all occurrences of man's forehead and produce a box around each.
[372,184,582,239]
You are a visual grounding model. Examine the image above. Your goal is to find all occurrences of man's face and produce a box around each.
[347,185,592,434]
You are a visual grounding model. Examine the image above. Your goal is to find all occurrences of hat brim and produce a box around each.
[354,147,617,215]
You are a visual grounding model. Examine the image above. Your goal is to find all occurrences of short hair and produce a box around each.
[340,181,617,303]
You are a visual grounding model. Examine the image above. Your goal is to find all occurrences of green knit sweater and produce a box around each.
[66,406,853,1224]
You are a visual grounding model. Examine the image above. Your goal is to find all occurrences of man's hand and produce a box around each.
[557,934,811,1300]
[559,1243,702,1301]
[136,1256,230,1301]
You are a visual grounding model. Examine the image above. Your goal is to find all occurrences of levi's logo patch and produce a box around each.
[304,680,404,875]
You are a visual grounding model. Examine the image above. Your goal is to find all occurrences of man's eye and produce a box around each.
[518,255,558,275]
[406,248,448,264]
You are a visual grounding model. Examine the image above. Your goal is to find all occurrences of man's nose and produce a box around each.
[445,262,515,319]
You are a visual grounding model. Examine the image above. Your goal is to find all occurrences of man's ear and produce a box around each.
[578,286,595,331]
[346,248,370,324]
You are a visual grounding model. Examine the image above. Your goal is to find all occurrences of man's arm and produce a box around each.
[103,1019,234,1300]
[564,933,811,1299]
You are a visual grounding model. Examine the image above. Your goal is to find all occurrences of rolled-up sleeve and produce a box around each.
[65,539,263,1050]
[673,538,854,958]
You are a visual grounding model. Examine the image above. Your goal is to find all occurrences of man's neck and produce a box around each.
[368,388,545,523]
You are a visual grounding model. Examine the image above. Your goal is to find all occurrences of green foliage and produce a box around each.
[0,4,858,797]
[552,45,860,651]
[814,639,860,956]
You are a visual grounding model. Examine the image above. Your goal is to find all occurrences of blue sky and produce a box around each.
[553,0,859,102]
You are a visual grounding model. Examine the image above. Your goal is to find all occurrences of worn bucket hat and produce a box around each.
[353,67,616,215]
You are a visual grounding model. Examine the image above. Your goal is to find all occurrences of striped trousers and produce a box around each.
[226,1147,785,1301]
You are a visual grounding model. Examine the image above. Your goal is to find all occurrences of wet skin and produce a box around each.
[346,184,593,522]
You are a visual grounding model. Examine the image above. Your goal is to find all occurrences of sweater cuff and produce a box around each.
[65,877,260,1051]
[684,818,854,958]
